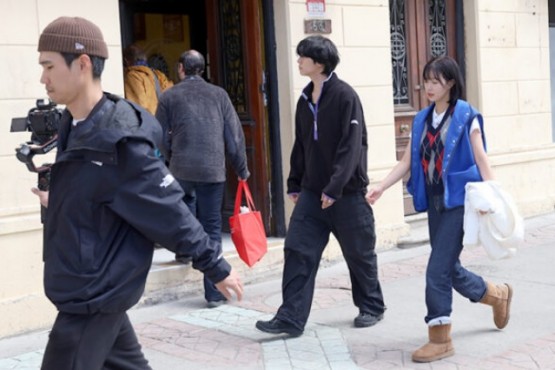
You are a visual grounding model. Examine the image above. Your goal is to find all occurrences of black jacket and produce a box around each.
[44,93,230,314]
[287,73,369,199]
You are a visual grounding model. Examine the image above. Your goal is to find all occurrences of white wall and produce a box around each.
[465,0,555,216]
[549,28,555,142]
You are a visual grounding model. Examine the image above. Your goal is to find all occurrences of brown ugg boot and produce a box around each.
[412,324,455,363]
[480,281,513,329]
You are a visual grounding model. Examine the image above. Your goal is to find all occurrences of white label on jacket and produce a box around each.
[159,174,175,188]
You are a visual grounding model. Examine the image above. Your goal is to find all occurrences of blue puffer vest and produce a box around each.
[407,100,486,212]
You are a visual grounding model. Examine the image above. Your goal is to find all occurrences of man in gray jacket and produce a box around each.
[156,50,250,307]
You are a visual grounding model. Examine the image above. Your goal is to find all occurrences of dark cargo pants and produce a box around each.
[276,190,385,330]
[41,311,150,370]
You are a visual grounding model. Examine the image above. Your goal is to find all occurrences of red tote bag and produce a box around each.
[229,180,267,267]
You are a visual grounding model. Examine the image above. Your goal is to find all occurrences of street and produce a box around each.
[1,212,555,369]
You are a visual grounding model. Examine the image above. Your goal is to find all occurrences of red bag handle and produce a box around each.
[234,180,256,215]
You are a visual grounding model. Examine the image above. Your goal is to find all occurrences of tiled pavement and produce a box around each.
[1,212,555,369]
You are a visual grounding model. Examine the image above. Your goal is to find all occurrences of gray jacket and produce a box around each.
[156,76,249,182]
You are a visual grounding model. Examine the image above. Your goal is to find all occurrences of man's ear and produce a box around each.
[315,62,326,75]
[77,54,92,71]
[177,62,187,79]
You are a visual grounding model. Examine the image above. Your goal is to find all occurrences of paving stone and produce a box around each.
[2,213,555,369]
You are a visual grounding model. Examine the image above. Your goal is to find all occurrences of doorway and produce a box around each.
[118,0,285,236]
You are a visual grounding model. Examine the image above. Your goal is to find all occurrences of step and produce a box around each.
[142,235,286,305]
[396,214,430,249]
[142,216,431,306]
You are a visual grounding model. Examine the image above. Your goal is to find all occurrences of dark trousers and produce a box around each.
[178,179,226,302]
[41,311,150,370]
[276,190,385,330]
[425,194,487,323]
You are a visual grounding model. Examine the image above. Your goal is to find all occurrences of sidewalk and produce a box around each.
[1,212,555,369]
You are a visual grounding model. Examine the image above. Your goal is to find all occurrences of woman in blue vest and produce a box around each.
[366,56,512,363]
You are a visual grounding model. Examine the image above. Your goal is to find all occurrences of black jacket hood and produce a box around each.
[58,93,162,159]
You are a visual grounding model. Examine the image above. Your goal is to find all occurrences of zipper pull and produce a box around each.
[313,119,318,140]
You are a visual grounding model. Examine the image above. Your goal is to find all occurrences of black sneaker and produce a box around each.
[206,300,226,309]
[255,317,303,337]
[354,312,384,328]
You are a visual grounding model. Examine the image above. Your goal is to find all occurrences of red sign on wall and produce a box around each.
[306,0,325,17]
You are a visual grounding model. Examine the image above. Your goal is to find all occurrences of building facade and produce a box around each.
[1,0,554,338]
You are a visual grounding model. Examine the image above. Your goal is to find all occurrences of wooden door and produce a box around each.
[389,0,458,215]
[119,0,275,235]
[205,0,271,233]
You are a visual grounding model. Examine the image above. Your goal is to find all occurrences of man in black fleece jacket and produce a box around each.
[256,35,386,337]
[156,50,250,307]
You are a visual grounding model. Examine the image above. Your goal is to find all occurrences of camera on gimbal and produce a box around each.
[10,99,62,191]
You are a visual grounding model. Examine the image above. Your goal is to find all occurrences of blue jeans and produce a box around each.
[424,194,487,323]
[177,179,226,302]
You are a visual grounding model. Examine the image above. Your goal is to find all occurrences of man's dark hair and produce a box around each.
[422,56,465,104]
[61,52,105,80]
[178,50,205,76]
[296,35,340,76]
[123,44,147,67]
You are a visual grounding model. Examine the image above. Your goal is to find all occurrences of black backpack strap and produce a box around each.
[152,70,162,99]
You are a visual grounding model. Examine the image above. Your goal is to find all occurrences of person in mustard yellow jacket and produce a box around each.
[123,44,173,115]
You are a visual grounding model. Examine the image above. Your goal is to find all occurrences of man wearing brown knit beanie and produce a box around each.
[32,16,244,370]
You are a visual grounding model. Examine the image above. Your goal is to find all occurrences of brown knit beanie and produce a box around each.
[38,16,108,59]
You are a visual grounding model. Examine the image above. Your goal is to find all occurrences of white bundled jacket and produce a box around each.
[463,181,524,260]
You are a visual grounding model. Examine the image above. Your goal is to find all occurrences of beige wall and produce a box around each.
[1,0,554,338]
[464,0,555,215]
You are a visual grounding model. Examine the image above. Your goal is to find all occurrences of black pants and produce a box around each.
[41,311,151,370]
[276,190,385,330]
[178,179,227,302]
